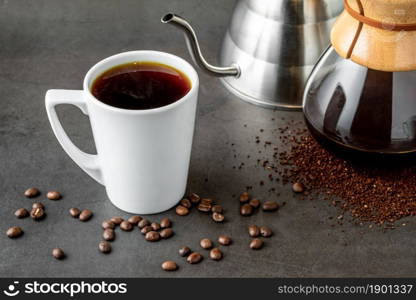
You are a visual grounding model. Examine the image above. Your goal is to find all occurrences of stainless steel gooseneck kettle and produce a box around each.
[162,0,343,109]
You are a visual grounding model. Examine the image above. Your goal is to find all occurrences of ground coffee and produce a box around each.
[280,130,416,225]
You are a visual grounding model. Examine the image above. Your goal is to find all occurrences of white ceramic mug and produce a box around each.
[45,51,199,214]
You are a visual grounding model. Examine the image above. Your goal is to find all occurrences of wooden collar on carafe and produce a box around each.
[344,0,416,58]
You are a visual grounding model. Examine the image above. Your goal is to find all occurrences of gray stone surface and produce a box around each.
[0,0,415,278]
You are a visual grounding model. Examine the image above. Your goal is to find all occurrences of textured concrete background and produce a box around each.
[0,0,415,278]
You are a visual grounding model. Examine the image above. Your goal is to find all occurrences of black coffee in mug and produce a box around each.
[91,61,191,110]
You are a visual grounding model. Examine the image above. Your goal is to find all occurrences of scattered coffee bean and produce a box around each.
[250,238,264,250]
[151,222,161,231]
[187,252,203,264]
[6,226,23,238]
[176,205,189,216]
[239,192,250,203]
[99,241,111,253]
[69,208,81,218]
[292,182,305,193]
[210,248,222,261]
[179,246,191,257]
[197,203,211,212]
[103,228,115,241]
[180,198,192,208]
[262,201,279,212]
[145,231,160,242]
[160,218,172,228]
[79,209,93,222]
[30,207,45,220]
[110,216,123,225]
[32,202,44,209]
[200,238,213,249]
[120,221,133,231]
[25,187,40,198]
[127,215,142,225]
[218,235,232,246]
[201,198,213,205]
[52,248,65,260]
[141,225,153,235]
[47,191,61,200]
[189,193,201,204]
[161,261,178,271]
[102,220,115,230]
[249,198,261,208]
[138,218,150,228]
[211,205,223,213]
[14,208,29,219]
[248,225,260,237]
[260,226,273,237]
[212,212,225,222]
[160,228,174,239]
[240,204,253,216]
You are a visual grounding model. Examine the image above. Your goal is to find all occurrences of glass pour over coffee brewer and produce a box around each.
[303,0,416,155]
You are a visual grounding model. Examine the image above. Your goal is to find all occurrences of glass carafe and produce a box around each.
[303,46,416,155]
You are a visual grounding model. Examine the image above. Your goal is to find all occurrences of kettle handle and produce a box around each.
[161,13,240,77]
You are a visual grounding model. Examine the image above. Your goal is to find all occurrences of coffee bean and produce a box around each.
[52,248,65,260]
[250,238,264,250]
[103,228,115,241]
[176,205,189,216]
[47,191,61,200]
[24,187,40,198]
[141,225,153,235]
[262,201,279,212]
[160,228,174,239]
[180,198,192,208]
[69,208,81,218]
[211,205,223,213]
[30,207,45,220]
[240,204,253,216]
[187,252,203,264]
[249,198,261,208]
[138,219,150,228]
[14,208,29,219]
[239,192,250,203]
[151,222,161,231]
[200,238,213,249]
[99,241,111,253]
[292,182,305,193]
[6,226,23,238]
[201,198,213,205]
[248,225,260,237]
[145,231,160,242]
[260,226,273,237]
[210,248,222,261]
[102,220,115,230]
[32,202,44,209]
[160,218,172,228]
[212,212,225,222]
[120,221,133,231]
[127,215,142,225]
[179,246,191,257]
[189,193,201,204]
[79,209,93,222]
[218,235,232,246]
[161,261,178,271]
[197,203,211,212]
[110,216,123,225]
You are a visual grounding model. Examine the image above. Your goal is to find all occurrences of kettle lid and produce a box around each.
[331,0,416,71]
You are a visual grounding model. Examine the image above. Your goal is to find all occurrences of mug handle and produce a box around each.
[45,89,104,185]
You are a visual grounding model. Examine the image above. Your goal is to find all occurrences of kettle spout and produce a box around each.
[161,13,240,77]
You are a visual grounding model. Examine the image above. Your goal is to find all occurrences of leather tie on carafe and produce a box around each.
[344,0,416,58]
